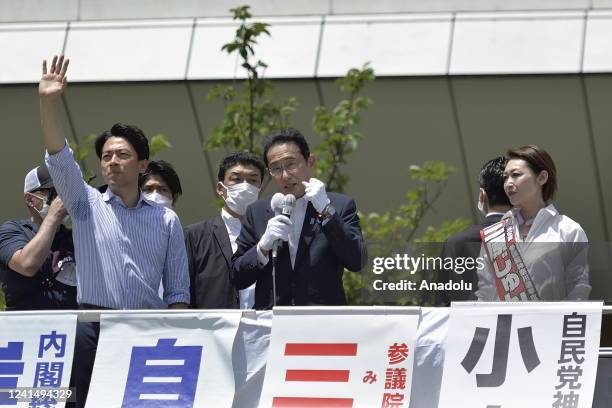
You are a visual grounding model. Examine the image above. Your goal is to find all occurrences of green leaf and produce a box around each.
[150,133,172,157]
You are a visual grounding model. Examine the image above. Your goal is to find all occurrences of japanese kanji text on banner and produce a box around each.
[259,306,420,408]
[438,302,602,408]
[0,313,77,408]
[85,312,241,408]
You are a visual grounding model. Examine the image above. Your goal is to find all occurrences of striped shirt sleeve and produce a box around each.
[162,212,190,306]
[45,143,94,220]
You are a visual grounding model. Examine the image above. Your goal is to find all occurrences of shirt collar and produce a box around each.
[506,203,558,223]
[221,207,241,228]
[102,188,151,209]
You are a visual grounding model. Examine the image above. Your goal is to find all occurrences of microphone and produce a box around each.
[271,193,284,217]
[281,194,296,218]
[270,194,296,258]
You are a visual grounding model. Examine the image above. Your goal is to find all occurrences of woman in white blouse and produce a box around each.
[476,145,590,301]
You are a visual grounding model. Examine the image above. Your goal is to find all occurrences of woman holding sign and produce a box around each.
[476,145,590,301]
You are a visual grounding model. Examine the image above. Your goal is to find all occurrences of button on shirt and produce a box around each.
[45,144,190,309]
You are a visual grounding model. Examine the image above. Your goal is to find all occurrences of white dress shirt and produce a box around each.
[476,204,591,301]
[288,197,307,268]
[221,208,255,309]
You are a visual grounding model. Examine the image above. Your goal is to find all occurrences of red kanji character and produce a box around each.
[384,368,407,390]
[387,343,409,365]
[381,392,404,408]
[362,370,377,384]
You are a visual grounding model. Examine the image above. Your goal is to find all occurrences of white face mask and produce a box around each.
[144,191,173,209]
[31,194,50,219]
[221,182,260,216]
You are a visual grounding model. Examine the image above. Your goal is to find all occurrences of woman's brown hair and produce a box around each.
[507,145,557,201]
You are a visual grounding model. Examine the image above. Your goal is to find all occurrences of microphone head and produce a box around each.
[281,194,296,217]
[271,193,285,215]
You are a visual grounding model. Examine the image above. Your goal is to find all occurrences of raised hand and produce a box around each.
[39,55,69,98]
[47,196,68,225]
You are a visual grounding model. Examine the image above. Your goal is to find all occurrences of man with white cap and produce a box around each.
[0,164,77,310]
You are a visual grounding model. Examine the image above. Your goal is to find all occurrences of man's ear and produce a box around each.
[215,182,226,200]
[307,155,316,168]
[138,159,149,175]
[537,170,548,186]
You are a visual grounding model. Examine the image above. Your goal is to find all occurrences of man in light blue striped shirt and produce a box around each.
[39,55,190,310]
[40,55,190,408]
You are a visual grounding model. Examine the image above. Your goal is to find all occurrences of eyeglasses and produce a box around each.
[268,159,303,177]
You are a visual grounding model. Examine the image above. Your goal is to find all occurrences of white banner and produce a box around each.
[0,313,77,408]
[259,306,420,408]
[438,302,602,408]
[85,311,241,408]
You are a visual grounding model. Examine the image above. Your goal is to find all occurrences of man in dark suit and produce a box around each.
[185,152,265,309]
[437,156,511,305]
[231,129,367,309]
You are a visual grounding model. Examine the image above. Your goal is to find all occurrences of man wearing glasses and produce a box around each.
[0,164,77,310]
[231,128,367,309]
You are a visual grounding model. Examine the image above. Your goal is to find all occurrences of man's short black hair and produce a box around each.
[140,160,183,199]
[94,123,150,161]
[479,156,511,207]
[218,151,265,182]
[262,128,310,167]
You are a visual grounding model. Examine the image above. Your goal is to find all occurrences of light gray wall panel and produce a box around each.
[0,0,78,23]
[0,23,67,84]
[450,11,585,75]
[332,0,590,13]
[319,15,452,77]
[188,17,321,80]
[65,20,193,82]
[79,0,330,20]
[583,11,612,73]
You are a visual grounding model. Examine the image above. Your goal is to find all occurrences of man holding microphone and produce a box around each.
[231,128,367,309]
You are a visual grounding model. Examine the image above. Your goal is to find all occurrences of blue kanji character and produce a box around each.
[28,401,56,408]
[33,362,64,387]
[38,332,67,358]
[121,338,202,408]
[0,342,25,406]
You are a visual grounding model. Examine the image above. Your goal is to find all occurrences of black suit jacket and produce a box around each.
[231,192,367,309]
[185,215,239,309]
[437,213,503,305]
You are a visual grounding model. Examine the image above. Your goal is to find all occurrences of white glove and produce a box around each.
[258,215,293,252]
[302,178,330,213]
